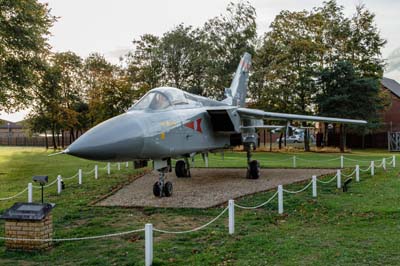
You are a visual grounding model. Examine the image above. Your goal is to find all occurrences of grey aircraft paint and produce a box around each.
[63,52,367,196]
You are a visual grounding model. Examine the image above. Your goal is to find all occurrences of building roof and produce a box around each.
[381,77,400,98]
[0,119,23,129]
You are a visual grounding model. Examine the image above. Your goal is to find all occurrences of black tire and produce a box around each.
[175,160,186,178]
[163,181,173,197]
[153,181,162,197]
[248,160,260,179]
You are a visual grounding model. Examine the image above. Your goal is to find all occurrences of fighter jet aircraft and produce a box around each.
[64,52,367,197]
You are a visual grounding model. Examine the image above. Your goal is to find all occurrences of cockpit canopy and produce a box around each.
[129,87,196,111]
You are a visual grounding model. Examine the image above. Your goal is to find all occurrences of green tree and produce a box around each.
[317,61,388,151]
[84,53,135,125]
[203,1,257,98]
[0,0,55,111]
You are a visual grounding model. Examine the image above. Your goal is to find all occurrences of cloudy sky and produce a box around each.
[2,0,400,122]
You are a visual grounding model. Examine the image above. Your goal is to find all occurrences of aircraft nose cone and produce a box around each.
[67,113,144,161]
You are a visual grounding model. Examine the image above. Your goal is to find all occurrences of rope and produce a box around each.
[83,168,95,175]
[359,165,372,172]
[343,157,369,162]
[234,191,279,210]
[341,168,356,178]
[0,228,144,242]
[317,173,337,184]
[32,178,58,189]
[375,160,384,168]
[259,157,294,162]
[283,180,313,194]
[153,207,228,234]
[0,187,28,201]
[296,157,340,162]
[63,172,79,180]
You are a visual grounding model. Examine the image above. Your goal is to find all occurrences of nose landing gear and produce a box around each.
[153,168,173,197]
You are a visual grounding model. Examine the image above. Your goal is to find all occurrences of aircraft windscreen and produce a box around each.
[131,92,171,110]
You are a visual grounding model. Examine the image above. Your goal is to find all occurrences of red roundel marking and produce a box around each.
[196,118,202,133]
[184,118,202,133]
[184,121,195,130]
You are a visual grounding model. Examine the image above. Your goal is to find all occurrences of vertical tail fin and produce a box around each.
[223,52,251,107]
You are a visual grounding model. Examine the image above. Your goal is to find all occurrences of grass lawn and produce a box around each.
[0,147,398,265]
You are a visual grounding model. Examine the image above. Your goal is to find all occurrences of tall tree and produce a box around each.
[203,1,257,98]
[317,61,389,151]
[84,53,135,125]
[0,0,55,111]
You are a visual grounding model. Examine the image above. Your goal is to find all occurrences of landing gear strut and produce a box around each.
[153,167,173,197]
[245,143,260,179]
[175,158,191,178]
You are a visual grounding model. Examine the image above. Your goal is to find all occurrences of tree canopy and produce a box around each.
[1,0,389,149]
[0,0,55,111]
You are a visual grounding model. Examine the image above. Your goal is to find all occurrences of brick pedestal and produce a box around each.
[4,213,53,251]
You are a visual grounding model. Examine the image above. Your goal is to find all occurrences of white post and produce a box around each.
[205,154,209,168]
[278,185,283,214]
[126,161,129,168]
[118,162,121,171]
[393,155,396,168]
[107,162,111,175]
[382,158,386,171]
[228,200,235,235]
[145,224,153,266]
[95,165,98,180]
[371,161,375,176]
[57,175,62,194]
[355,165,360,182]
[336,169,341,189]
[28,183,32,203]
[78,169,82,185]
[340,155,344,169]
[312,175,317,198]
[292,156,296,168]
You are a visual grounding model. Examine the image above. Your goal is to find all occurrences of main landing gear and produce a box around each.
[245,143,260,179]
[153,168,173,197]
[175,158,191,178]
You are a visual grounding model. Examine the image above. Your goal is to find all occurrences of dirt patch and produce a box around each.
[96,168,335,209]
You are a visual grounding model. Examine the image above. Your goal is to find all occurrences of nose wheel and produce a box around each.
[153,169,173,197]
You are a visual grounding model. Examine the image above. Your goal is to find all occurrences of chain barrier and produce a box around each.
[283,180,313,194]
[153,207,228,234]
[234,191,279,210]
[0,188,28,201]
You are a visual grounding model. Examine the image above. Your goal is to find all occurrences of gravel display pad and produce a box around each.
[97,168,335,209]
